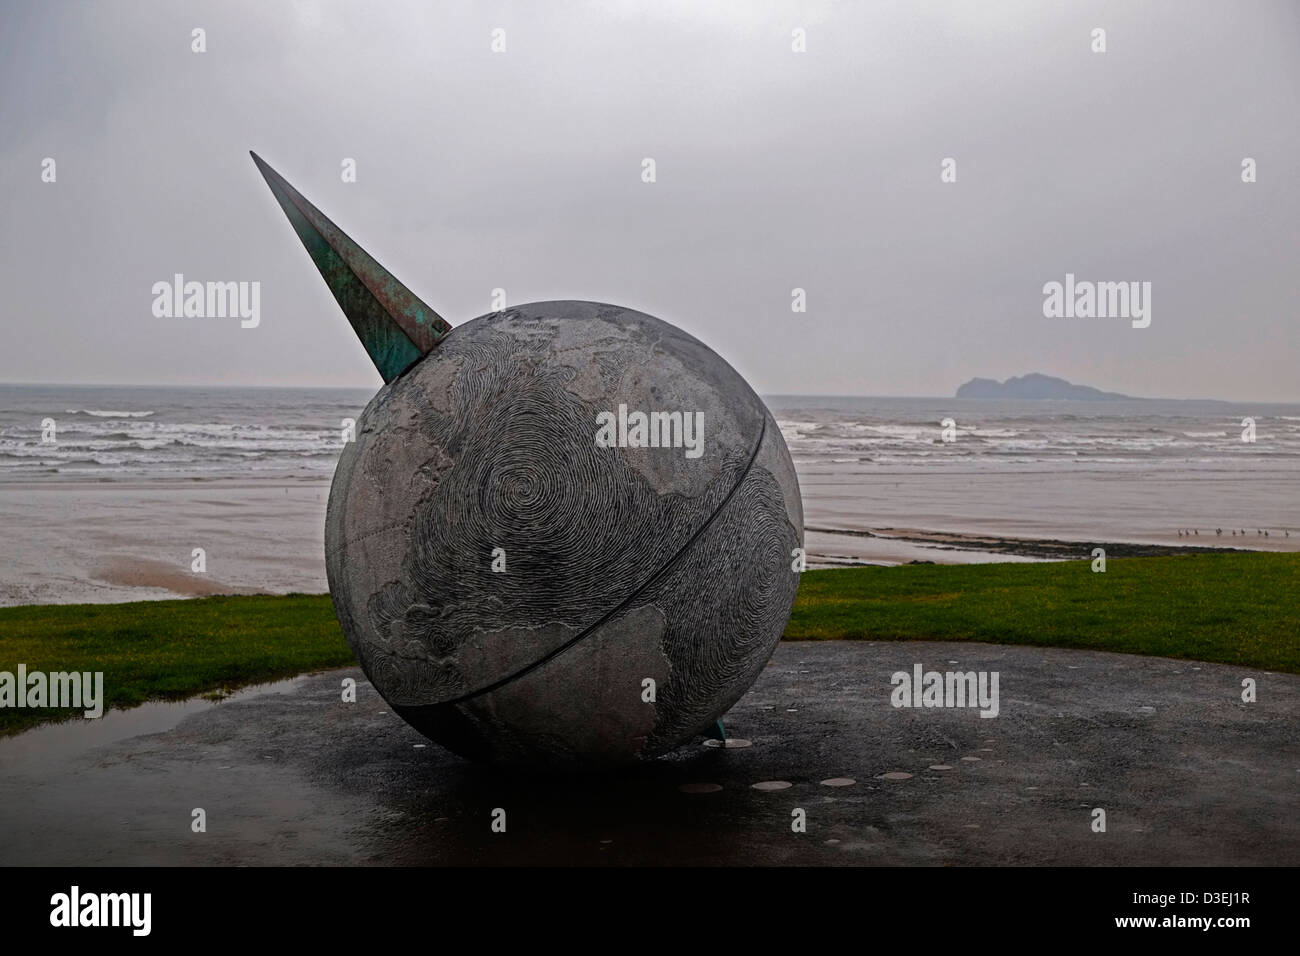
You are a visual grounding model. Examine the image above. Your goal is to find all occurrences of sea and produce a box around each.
[0,384,1297,603]
[3,385,1298,482]
[0,385,368,482]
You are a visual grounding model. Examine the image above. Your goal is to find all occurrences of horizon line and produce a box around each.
[2,380,1300,405]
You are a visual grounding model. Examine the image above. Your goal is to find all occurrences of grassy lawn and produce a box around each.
[788,552,1300,673]
[0,594,352,735]
[1,552,1296,735]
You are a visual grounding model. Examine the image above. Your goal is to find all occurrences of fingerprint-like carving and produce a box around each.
[640,452,800,753]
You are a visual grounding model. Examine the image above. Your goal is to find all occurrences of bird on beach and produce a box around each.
[1216,528,1222,535]
[1193,529,1199,535]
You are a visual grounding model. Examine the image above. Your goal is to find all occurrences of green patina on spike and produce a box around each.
[250,151,452,382]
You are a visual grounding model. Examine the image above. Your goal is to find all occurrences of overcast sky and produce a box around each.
[2,0,1297,400]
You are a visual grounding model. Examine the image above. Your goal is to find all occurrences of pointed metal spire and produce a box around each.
[250,151,452,382]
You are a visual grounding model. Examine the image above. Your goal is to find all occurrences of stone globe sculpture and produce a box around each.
[253,152,803,766]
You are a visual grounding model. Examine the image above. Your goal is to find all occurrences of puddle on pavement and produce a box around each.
[0,676,304,769]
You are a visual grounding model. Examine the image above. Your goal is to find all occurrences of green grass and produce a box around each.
[0,594,351,735]
[1,552,1296,736]
[788,552,1300,673]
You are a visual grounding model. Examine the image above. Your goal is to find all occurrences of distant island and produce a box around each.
[955,373,1136,400]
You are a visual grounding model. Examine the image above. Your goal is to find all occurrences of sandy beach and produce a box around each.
[1,469,1297,606]
[0,478,331,606]
[799,466,1300,566]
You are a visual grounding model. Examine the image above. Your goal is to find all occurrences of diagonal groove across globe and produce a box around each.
[254,154,803,766]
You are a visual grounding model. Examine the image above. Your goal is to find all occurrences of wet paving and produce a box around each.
[1,641,1296,865]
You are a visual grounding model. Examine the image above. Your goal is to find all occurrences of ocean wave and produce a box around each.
[3,393,1296,483]
[64,409,155,418]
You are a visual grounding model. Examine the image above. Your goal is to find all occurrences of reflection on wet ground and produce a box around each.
[2,644,1296,866]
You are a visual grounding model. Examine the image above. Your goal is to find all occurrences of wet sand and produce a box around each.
[0,472,1296,605]
[0,478,331,605]
[805,525,1248,567]
[799,466,1300,562]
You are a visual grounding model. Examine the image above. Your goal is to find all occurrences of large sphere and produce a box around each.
[325,301,803,766]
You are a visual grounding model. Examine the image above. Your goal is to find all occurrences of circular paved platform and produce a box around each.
[1,641,1294,865]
